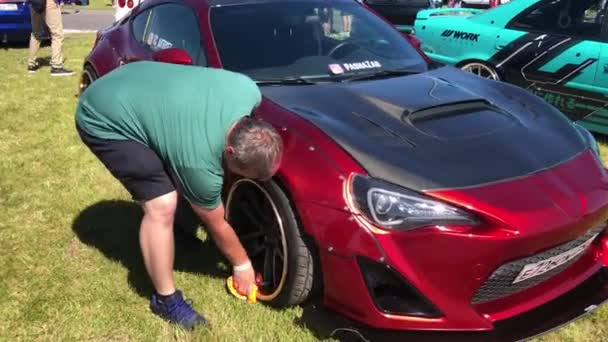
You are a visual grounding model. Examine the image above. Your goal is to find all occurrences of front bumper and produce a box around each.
[0,27,30,42]
[303,267,608,341]
[306,151,608,332]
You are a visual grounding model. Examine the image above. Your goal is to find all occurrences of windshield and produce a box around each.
[210,0,428,81]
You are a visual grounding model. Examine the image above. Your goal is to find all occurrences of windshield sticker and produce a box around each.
[329,64,344,75]
[342,61,382,72]
[146,32,173,50]
[156,38,173,50]
[441,30,480,42]
[147,32,157,46]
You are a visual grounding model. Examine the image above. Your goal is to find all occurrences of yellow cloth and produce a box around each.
[226,277,257,304]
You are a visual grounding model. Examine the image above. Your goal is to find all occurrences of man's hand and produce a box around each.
[232,261,256,296]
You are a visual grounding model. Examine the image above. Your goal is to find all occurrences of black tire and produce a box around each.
[79,64,97,95]
[225,179,315,307]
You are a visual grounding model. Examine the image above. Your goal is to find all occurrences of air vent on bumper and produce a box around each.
[472,226,605,305]
[357,257,443,318]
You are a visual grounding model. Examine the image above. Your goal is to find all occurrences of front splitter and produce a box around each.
[297,268,608,342]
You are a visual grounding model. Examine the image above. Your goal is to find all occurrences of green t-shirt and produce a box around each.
[75,61,261,209]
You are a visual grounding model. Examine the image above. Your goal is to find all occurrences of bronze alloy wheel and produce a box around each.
[225,179,315,306]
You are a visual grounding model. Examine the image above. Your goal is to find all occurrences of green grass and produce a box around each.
[0,33,607,341]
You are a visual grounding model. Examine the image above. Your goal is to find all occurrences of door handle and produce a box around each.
[604,64,608,74]
[496,44,506,50]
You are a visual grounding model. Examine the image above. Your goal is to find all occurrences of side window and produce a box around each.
[509,0,608,41]
[132,3,207,66]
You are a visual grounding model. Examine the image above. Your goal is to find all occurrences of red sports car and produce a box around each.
[79,0,608,339]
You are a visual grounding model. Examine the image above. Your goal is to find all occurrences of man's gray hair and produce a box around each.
[227,117,283,180]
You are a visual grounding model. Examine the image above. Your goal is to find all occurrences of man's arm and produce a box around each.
[190,202,256,295]
[190,203,249,267]
[174,167,256,293]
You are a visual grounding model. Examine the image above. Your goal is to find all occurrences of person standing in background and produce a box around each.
[342,11,352,36]
[28,0,74,76]
[447,0,462,8]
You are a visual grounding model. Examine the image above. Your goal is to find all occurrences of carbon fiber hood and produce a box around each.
[261,66,589,190]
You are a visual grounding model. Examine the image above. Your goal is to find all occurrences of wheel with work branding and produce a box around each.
[225,179,315,307]
[459,61,501,81]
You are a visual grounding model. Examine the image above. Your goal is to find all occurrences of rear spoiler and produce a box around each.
[416,8,483,20]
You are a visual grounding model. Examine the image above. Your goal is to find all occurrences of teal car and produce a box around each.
[414,0,608,134]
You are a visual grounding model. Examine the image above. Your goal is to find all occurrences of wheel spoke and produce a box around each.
[243,188,267,214]
[249,243,266,258]
[275,246,284,261]
[462,64,498,81]
[272,248,277,287]
[240,230,266,242]
[239,206,268,232]
[263,248,273,287]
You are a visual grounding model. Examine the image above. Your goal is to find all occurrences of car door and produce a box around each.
[490,0,605,122]
[124,1,207,66]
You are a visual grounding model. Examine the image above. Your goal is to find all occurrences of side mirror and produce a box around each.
[153,48,193,65]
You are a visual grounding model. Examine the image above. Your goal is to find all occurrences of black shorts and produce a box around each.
[76,123,176,202]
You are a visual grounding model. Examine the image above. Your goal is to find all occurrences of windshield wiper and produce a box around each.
[255,77,318,85]
[340,69,419,82]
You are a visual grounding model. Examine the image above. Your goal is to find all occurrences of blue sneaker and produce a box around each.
[150,290,208,329]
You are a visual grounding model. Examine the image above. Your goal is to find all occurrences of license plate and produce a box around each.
[513,234,598,284]
[0,4,18,10]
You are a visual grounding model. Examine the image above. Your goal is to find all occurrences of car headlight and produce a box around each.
[574,123,601,161]
[347,175,478,231]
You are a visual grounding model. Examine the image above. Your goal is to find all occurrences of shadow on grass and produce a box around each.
[72,199,228,299]
[295,304,376,342]
[35,56,52,66]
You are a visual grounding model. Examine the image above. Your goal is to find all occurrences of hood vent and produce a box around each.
[406,101,518,141]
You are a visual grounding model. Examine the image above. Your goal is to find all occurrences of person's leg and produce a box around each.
[27,8,43,72]
[321,8,331,35]
[346,15,352,32]
[72,0,80,14]
[45,0,73,75]
[75,124,206,329]
[140,191,178,295]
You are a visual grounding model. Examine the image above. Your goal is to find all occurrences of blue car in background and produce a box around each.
[0,0,32,44]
